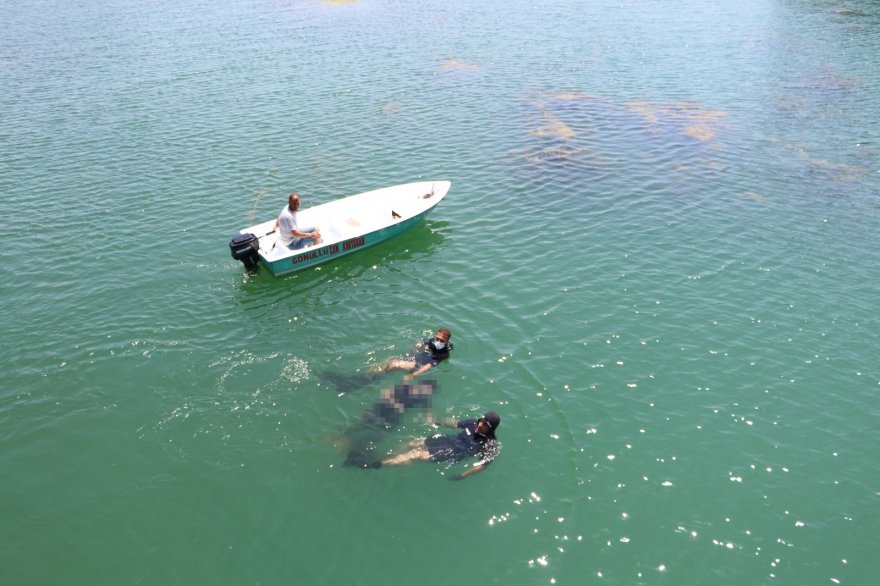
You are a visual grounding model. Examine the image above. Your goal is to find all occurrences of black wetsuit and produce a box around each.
[424,419,498,465]
[414,338,453,369]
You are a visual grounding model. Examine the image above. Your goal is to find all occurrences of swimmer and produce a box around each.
[370,327,454,381]
[381,411,501,480]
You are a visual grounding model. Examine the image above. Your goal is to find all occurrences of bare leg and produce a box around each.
[369,358,416,375]
[385,359,417,373]
[382,447,431,466]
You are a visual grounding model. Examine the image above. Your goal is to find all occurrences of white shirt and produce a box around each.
[277,205,298,246]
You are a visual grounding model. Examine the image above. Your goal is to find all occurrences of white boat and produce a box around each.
[229,181,450,276]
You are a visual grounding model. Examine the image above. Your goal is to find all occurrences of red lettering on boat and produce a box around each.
[343,236,365,251]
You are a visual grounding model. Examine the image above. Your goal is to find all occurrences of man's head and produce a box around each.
[479,411,500,433]
[288,193,301,211]
[435,328,452,343]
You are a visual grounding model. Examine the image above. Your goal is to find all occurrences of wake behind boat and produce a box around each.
[229,181,450,276]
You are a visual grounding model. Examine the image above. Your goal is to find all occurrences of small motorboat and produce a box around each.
[229,180,450,276]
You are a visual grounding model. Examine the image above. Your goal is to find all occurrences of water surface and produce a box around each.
[2,0,878,584]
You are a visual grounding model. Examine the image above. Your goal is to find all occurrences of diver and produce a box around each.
[320,327,454,394]
[370,327,454,381]
[381,411,501,480]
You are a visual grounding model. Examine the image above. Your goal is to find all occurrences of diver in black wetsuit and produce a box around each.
[319,328,453,394]
[370,327,454,381]
[382,411,501,480]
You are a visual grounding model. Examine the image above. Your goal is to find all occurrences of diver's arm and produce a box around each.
[450,462,487,480]
[405,363,433,381]
[427,415,459,429]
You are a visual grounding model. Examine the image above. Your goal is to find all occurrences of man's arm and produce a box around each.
[430,417,459,429]
[403,363,433,382]
[277,215,317,239]
[450,462,488,480]
[292,227,319,238]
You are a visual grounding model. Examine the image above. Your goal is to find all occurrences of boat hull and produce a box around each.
[260,211,430,276]
[235,180,449,277]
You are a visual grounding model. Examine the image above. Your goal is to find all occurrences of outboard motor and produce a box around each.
[229,233,260,270]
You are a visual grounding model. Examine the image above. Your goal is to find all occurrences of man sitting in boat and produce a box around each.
[275,192,323,249]
[370,327,453,381]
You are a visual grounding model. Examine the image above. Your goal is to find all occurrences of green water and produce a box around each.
[2,0,878,584]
